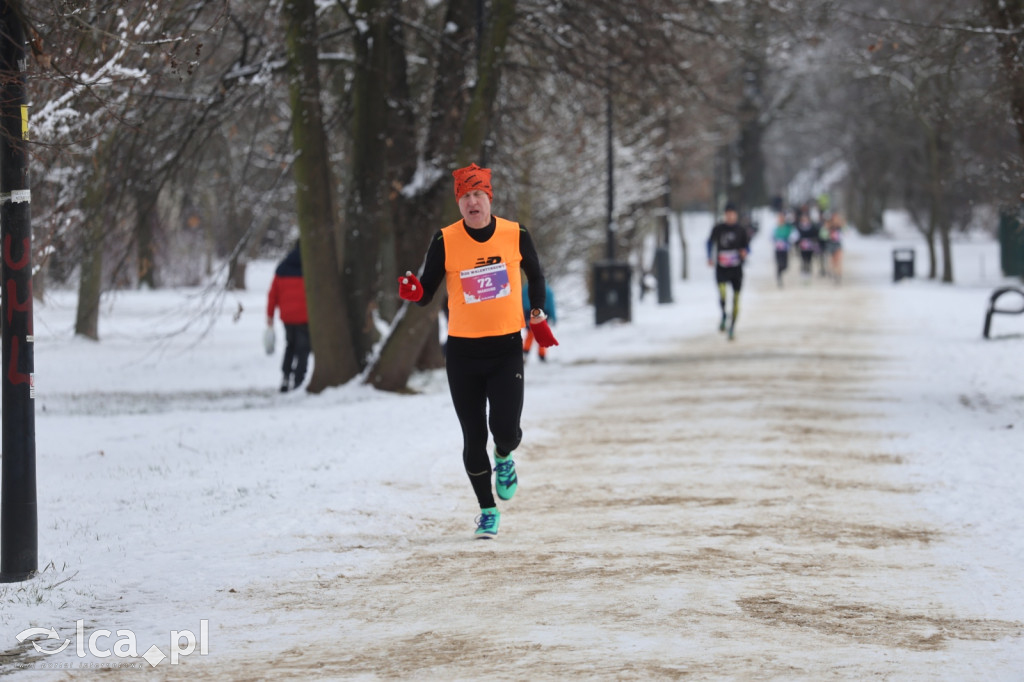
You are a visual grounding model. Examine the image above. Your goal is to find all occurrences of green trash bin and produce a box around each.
[998,208,1024,278]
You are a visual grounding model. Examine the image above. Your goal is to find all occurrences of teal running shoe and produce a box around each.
[474,507,500,538]
[494,453,518,501]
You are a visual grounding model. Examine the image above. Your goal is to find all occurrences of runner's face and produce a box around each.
[459,190,492,229]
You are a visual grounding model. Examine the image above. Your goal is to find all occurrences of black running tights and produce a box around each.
[445,334,525,508]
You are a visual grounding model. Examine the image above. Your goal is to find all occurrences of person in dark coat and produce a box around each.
[267,244,310,392]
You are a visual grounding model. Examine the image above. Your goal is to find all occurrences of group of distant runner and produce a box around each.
[771,199,845,289]
[705,196,845,342]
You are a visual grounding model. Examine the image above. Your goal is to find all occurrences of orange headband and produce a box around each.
[452,163,493,201]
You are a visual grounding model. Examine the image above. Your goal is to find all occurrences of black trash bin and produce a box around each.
[593,261,632,325]
[998,208,1024,277]
[654,246,673,304]
[893,248,915,282]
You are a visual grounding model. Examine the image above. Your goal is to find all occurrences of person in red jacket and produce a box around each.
[267,244,310,392]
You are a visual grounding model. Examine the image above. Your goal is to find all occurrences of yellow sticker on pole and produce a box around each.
[20,105,28,140]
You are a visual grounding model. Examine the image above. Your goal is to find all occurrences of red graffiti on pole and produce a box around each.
[7,337,29,385]
[4,234,29,269]
[6,278,32,333]
[3,230,32,386]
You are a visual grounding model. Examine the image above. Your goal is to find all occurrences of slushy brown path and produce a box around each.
[167,253,1021,680]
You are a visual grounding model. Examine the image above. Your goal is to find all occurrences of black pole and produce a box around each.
[656,171,673,304]
[605,82,615,261]
[0,0,37,583]
[661,113,672,249]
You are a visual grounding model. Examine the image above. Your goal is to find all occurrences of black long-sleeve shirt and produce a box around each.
[706,222,750,269]
[416,217,547,313]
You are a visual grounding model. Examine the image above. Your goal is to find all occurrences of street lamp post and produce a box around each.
[0,0,38,584]
[605,84,615,261]
[594,77,631,325]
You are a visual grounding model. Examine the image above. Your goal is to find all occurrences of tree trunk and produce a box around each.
[365,0,517,392]
[379,0,418,328]
[939,218,954,283]
[343,0,421,361]
[283,0,360,392]
[222,179,250,291]
[370,296,447,391]
[675,213,688,281]
[415,316,445,371]
[31,267,44,302]
[983,0,1024,202]
[922,100,955,283]
[230,262,248,291]
[925,215,938,280]
[343,0,391,365]
[904,196,936,280]
[74,188,104,340]
[458,0,516,163]
[914,187,938,280]
[225,204,247,292]
[936,130,955,284]
[134,188,158,289]
[737,64,767,211]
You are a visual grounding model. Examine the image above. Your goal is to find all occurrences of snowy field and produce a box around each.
[0,210,1022,679]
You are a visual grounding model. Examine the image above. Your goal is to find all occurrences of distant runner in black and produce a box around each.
[706,202,750,341]
[795,210,819,284]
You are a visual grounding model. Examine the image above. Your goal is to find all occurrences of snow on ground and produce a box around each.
[0,209,1021,679]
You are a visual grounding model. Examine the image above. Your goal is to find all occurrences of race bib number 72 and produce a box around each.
[460,262,511,303]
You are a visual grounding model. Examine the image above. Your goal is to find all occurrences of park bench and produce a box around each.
[982,286,1024,339]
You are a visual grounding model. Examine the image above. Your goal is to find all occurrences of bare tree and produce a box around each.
[763,0,1014,284]
[981,0,1024,203]
[282,0,360,391]
[364,0,517,391]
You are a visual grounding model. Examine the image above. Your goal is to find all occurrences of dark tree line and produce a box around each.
[4,0,1022,389]
[766,0,1022,283]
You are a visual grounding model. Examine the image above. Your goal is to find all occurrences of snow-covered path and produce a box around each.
[157,247,1022,679]
[4,219,1022,680]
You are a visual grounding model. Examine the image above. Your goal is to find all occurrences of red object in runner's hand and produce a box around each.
[398,271,423,302]
[530,318,558,348]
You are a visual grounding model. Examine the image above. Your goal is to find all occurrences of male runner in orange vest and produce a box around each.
[398,163,557,538]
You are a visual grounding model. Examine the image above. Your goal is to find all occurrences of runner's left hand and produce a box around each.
[530,317,559,348]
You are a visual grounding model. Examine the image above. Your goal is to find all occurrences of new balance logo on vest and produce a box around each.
[475,256,502,267]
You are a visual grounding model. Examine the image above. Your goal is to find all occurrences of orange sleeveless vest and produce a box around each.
[442,217,524,338]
